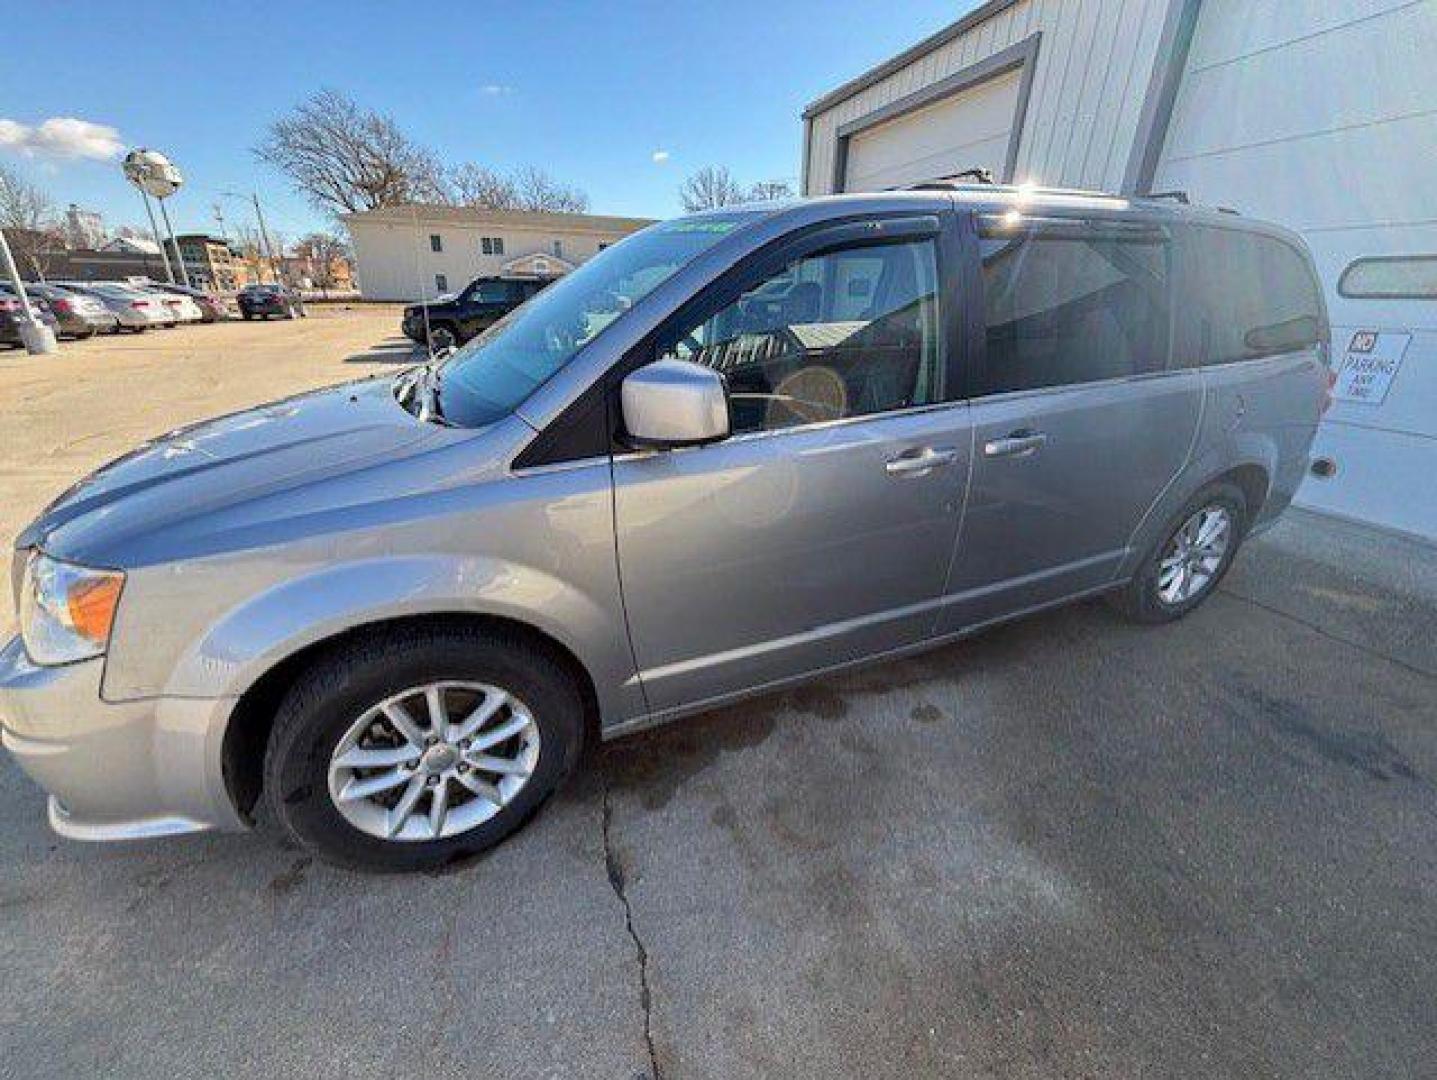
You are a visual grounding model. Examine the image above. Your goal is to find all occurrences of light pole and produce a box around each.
[123,148,191,287]
[134,186,176,283]
[0,226,58,354]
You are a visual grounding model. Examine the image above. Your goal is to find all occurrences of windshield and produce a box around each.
[431,213,759,427]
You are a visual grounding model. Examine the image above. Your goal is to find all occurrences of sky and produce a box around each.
[0,0,964,245]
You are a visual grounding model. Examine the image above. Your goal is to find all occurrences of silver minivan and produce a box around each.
[1,188,1331,870]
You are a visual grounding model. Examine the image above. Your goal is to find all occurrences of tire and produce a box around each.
[426,324,458,354]
[1109,481,1247,624]
[263,626,586,872]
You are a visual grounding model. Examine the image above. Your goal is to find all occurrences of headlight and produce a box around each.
[18,551,125,666]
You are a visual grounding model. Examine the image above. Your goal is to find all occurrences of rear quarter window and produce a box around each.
[1175,225,1325,366]
[1338,255,1437,300]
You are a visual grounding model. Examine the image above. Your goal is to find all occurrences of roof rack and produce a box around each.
[906,168,996,189]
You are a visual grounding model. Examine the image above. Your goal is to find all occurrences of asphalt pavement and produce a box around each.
[1,507,1433,1079]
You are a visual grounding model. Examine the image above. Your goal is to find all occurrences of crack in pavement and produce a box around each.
[1218,586,1436,680]
[602,777,662,1080]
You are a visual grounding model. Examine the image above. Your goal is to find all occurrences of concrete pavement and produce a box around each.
[1,508,1433,1079]
[0,318,1432,1077]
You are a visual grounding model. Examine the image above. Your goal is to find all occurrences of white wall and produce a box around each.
[805,0,1178,194]
[1154,0,1437,538]
[347,220,631,302]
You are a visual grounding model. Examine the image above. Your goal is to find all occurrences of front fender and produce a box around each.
[145,554,640,722]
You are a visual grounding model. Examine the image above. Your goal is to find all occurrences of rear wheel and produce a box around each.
[263,627,585,872]
[1110,482,1246,623]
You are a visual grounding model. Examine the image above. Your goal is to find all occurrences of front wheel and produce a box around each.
[425,324,458,354]
[1109,482,1246,623]
[263,627,585,872]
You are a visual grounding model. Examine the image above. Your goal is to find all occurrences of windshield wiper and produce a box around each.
[394,362,449,425]
[418,362,447,424]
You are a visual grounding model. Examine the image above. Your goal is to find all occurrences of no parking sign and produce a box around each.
[1333,330,1411,405]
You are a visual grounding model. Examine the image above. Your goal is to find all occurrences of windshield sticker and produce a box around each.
[657,219,742,235]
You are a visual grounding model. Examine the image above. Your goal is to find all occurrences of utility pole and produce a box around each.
[252,193,280,284]
[212,202,227,240]
[0,227,58,354]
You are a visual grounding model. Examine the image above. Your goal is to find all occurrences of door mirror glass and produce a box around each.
[621,359,731,448]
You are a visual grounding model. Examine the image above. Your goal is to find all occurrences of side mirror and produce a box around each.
[621,359,730,449]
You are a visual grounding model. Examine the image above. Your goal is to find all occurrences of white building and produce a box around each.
[63,204,106,249]
[342,205,654,303]
[101,235,163,256]
[804,0,1437,540]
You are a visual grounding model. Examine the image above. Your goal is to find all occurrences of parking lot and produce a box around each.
[0,309,1433,1078]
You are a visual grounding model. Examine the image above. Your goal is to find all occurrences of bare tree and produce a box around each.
[748,179,794,202]
[447,163,519,210]
[294,231,351,295]
[679,166,746,213]
[0,163,63,279]
[231,225,270,284]
[445,163,589,213]
[512,166,589,213]
[254,89,448,217]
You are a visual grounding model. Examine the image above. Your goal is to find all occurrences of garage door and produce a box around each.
[843,67,1022,192]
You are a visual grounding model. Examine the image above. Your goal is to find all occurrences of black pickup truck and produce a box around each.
[401,276,548,351]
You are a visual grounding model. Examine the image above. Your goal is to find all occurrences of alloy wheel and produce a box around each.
[1157,505,1233,605]
[326,681,540,842]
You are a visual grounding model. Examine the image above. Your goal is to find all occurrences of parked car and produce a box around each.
[0,188,1331,870]
[150,282,231,322]
[402,276,547,352]
[90,283,181,328]
[8,283,119,338]
[238,283,306,320]
[146,288,204,325]
[58,282,168,331]
[0,292,61,347]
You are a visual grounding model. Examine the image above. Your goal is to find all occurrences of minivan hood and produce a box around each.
[19,376,447,564]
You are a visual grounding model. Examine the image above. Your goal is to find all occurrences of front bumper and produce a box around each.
[0,636,247,841]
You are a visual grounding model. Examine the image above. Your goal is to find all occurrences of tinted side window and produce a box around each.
[979,222,1170,396]
[661,238,943,434]
[471,281,510,303]
[1177,225,1324,366]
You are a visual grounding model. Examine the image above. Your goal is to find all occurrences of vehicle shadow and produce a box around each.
[345,337,424,365]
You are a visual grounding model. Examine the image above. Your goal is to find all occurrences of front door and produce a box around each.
[613,219,973,714]
[938,213,1201,631]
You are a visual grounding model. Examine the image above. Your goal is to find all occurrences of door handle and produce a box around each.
[885,446,960,476]
[983,430,1047,458]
